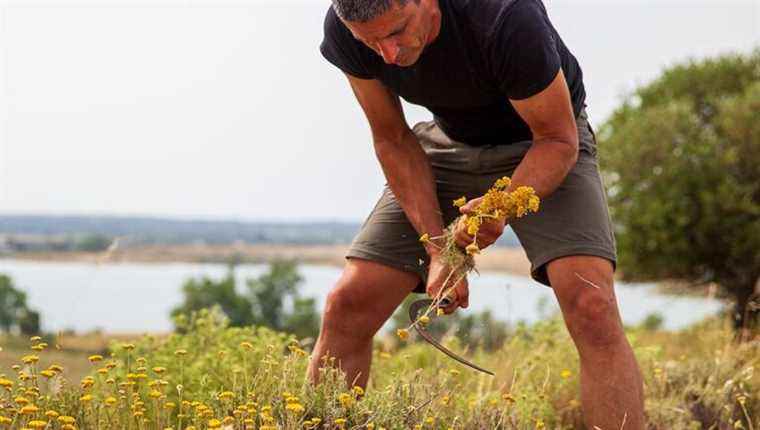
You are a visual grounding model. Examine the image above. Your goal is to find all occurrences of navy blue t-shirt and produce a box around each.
[321,0,586,146]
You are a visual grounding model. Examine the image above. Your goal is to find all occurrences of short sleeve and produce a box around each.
[320,7,375,80]
[488,0,561,100]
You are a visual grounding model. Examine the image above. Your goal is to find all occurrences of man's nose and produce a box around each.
[376,39,400,64]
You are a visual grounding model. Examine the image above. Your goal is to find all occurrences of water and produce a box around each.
[0,259,724,334]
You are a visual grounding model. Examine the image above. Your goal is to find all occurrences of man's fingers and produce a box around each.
[455,219,474,248]
[457,278,469,308]
[459,197,482,215]
[455,230,473,248]
[461,287,469,309]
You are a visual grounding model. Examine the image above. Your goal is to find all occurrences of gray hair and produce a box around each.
[331,0,410,23]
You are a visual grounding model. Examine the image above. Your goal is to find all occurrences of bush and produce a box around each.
[599,49,760,331]
[0,310,757,429]
[171,260,320,339]
[0,274,41,335]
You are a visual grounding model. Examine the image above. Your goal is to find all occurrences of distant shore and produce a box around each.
[6,243,533,276]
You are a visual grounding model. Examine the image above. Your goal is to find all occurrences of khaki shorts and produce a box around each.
[347,110,617,292]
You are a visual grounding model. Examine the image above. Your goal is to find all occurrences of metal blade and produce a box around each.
[408,298,494,376]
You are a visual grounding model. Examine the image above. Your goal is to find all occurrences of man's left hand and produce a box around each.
[454,196,507,251]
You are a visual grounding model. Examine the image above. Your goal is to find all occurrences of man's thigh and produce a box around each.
[490,116,617,286]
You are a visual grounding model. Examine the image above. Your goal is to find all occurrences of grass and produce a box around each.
[0,308,757,429]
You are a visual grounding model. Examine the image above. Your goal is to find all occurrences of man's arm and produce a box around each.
[344,74,445,254]
[455,69,579,249]
[508,68,579,198]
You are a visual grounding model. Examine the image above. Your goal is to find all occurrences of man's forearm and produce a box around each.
[373,130,444,255]
[508,137,578,198]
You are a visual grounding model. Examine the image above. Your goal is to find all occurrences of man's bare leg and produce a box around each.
[547,256,645,430]
[307,258,418,388]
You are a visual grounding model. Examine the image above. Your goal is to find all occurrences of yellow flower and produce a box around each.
[465,242,480,255]
[396,329,410,341]
[240,341,254,350]
[352,385,364,396]
[561,369,572,379]
[436,308,445,317]
[45,410,60,419]
[105,396,117,406]
[27,420,47,429]
[208,419,222,429]
[285,402,305,414]
[338,392,354,407]
[20,405,39,414]
[80,394,93,403]
[57,416,76,424]
[88,354,103,363]
[419,315,430,326]
[40,370,56,378]
[80,376,95,389]
[494,176,511,190]
[0,378,13,388]
[419,233,430,243]
[453,196,467,207]
[465,216,481,235]
[21,354,39,364]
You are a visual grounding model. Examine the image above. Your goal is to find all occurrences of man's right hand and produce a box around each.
[426,253,469,314]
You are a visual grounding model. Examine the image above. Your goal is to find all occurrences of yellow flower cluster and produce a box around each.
[459,176,540,255]
[405,177,541,338]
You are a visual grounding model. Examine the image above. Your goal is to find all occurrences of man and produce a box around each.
[307,0,645,428]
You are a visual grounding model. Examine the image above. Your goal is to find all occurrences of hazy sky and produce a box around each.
[1,0,758,222]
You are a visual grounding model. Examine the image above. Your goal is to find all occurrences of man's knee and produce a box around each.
[321,274,384,342]
[548,257,624,348]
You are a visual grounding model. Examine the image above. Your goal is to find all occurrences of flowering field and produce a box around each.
[0,309,757,430]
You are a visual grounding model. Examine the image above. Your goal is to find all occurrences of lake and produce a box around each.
[0,259,724,334]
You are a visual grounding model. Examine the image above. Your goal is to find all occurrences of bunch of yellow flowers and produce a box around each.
[456,176,540,256]
[405,176,540,337]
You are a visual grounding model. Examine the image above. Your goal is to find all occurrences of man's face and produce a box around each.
[342,0,440,67]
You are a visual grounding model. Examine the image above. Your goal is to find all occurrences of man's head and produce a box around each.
[332,0,441,67]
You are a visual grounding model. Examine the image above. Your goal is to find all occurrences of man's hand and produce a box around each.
[426,253,469,314]
[453,197,507,251]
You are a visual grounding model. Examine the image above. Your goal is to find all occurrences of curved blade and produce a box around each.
[408,299,494,376]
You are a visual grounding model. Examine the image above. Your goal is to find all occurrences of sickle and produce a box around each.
[408,298,494,376]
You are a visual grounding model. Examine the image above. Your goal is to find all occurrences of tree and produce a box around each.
[0,274,42,335]
[171,267,254,328]
[73,234,112,252]
[599,49,760,332]
[171,260,320,339]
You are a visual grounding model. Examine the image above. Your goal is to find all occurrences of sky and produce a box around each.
[0,0,758,222]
